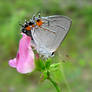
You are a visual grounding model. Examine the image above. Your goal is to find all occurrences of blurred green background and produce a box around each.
[0,0,92,92]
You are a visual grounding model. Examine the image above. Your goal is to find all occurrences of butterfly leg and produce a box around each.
[47,20,50,26]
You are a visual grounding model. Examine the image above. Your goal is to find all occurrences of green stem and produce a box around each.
[47,71,61,92]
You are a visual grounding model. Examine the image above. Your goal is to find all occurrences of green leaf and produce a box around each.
[49,63,63,83]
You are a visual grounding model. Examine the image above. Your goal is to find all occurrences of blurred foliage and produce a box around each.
[0,0,92,92]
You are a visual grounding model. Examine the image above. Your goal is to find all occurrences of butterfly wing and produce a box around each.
[32,15,72,56]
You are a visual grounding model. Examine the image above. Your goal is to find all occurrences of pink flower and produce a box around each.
[9,33,35,74]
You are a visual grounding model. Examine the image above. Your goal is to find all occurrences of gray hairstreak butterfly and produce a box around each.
[20,13,72,58]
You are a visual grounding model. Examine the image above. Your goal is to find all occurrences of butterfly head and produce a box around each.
[20,20,35,37]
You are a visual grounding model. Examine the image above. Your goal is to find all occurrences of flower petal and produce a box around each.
[9,58,16,68]
[9,33,35,74]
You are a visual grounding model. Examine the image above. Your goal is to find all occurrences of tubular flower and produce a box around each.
[9,33,35,74]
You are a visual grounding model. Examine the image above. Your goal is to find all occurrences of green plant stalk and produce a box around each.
[41,60,61,92]
[47,71,61,92]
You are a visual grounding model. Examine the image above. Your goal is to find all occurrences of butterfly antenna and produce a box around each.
[35,11,41,16]
[19,23,24,27]
[38,12,41,18]
[24,19,28,24]
[32,15,35,20]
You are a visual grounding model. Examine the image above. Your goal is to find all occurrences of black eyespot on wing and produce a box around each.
[51,52,54,55]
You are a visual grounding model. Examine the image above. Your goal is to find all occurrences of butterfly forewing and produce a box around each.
[32,15,72,53]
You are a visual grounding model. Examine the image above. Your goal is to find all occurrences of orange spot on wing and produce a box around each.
[36,20,43,26]
[25,26,31,31]
[32,24,35,27]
